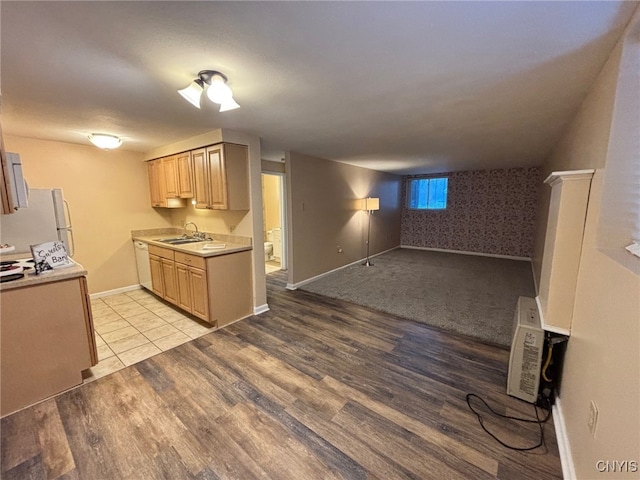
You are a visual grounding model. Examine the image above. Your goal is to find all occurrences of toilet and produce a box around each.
[265,229,281,261]
[264,241,273,260]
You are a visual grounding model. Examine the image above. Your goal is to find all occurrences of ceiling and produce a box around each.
[1,2,636,175]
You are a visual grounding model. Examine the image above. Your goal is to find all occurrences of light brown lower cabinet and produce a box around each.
[1,276,98,417]
[149,254,164,297]
[148,244,251,327]
[176,263,209,321]
[160,258,178,305]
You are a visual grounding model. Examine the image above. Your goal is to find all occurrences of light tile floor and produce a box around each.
[265,260,281,274]
[82,288,216,383]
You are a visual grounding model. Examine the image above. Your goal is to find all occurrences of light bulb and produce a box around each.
[206,75,234,104]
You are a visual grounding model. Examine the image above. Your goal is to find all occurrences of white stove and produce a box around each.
[0,258,35,280]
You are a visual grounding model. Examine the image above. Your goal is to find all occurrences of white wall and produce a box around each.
[286,151,402,285]
[535,8,640,478]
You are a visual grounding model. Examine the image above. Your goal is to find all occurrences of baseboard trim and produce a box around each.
[254,304,270,315]
[553,396,576,480]
[286,246,400,290]
[400,245,531,262]
[90,284,142,299]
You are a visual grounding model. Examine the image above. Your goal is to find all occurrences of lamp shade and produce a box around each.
[88,134,122,150]
[365,197,379,211]
[178,80,204,108]
[218,98,241,112]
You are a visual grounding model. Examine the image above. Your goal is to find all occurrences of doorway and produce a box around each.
[261,173,286,274]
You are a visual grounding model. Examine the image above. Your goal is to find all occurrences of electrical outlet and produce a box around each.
[337,246,343,253]
[588,400,599,437]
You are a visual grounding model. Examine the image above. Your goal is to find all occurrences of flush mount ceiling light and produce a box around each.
[88,133,122,150]
[178,70,240,112]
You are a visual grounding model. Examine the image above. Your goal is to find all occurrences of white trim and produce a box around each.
[531,260,539,295]
[286,246,399,290]
[535,296,571,336]
[90,284,142,299]
[553,396,576,480]
[254,304,270,315]
[400,245,531,262]
[544,169,595,186]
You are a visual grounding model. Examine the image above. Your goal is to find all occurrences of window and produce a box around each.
[407,177,448,210]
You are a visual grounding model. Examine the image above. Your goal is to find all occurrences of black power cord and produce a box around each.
[466,393,552,451]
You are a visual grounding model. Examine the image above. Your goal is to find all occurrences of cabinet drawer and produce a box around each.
[174,251,206,269]
[149,244,175,260]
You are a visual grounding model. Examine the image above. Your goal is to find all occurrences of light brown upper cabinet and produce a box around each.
[176,151,194,198]
[148,156,189,208]
[0,133,14,215]
[164,152,194,199]
[163,155,179,198]
[192,143,249,210]
[148,158,166,208]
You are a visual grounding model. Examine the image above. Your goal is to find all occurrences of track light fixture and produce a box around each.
[178,70,240,112]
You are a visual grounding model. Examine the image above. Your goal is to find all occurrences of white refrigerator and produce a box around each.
[0,188,74,257]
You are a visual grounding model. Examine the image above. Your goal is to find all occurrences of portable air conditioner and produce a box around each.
[507,297,545,403]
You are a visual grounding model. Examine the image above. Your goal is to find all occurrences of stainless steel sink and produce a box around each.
[157,237,205,245]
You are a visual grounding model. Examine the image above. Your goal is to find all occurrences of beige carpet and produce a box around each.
[299,248,536,348]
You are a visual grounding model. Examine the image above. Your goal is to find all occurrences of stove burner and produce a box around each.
[0,265,21,272]
[0,273,24,283]
[0,260,18,266]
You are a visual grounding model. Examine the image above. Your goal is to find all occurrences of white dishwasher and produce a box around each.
[134,240,152,290]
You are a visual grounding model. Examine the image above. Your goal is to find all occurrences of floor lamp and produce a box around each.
[363,197,379,266]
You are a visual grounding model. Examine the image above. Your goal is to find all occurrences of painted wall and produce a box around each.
[169,206,250,237]
[3,135,173,294]
[287,151,402,285]
[533,11,640,479]
[262,173,281,240]
[401,167,540,258]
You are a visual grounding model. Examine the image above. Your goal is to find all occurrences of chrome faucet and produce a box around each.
[183,221,199,237]
[183,222,210,241]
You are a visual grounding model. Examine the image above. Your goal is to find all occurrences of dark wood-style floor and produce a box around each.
[1,271,562,479]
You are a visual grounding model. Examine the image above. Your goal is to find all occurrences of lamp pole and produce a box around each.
[363,208,374,267]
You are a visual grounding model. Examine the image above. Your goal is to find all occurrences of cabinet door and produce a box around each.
[163,155,178,198]
[1,147,16,214]
[176,151,194,198]
[1,278,96,416]
[206,145,228,209]
[189,267,209,322]
[148,160,166,207]
[175,264,192,313]
[161,259,179,305]
[192,148,210,209]
[149,255,164,297]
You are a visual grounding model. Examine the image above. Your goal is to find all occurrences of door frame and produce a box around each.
[261,172,288,270]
